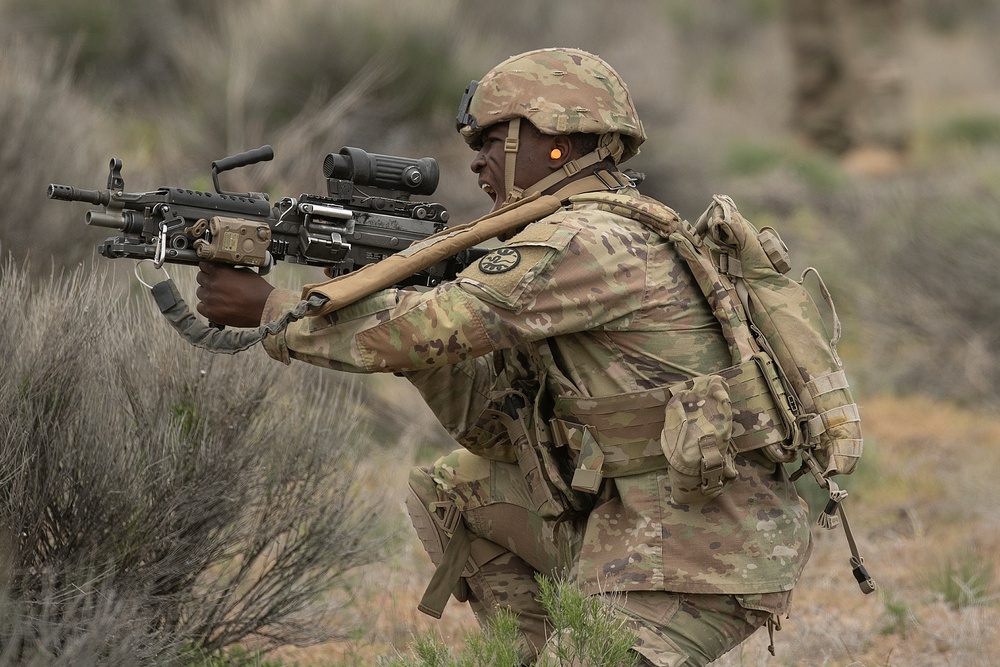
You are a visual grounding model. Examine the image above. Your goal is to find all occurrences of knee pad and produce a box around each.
[407,466,508,607]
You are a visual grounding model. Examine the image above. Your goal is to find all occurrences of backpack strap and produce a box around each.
[695,195,863,476]
[565,191,875,594]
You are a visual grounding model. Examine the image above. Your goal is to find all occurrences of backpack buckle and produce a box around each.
[852,556,877,595]
[718,251,744,278]
[595,169,632,192]
[429,500,461,536]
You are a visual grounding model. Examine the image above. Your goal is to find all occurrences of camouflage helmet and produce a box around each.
[456,47,646,163]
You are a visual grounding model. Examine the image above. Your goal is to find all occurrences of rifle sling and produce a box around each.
[155,173,628,353]
[300,193,562,318]
[299,171,630,318]
[152,279,325,354]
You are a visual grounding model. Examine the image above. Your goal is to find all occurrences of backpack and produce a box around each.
[689,195,864,471]
[569,191,874,594]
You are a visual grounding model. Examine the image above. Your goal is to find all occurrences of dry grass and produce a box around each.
[271,386,479,666]
[0,264,391,663]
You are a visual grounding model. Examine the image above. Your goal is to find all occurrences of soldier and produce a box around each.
[196,48,813,666]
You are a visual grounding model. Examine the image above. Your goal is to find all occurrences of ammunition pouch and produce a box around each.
[480,402,569,521]
[551,353,797,500]
[661,374,736,504]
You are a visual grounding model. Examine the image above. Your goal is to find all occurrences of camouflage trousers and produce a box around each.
[406,449,791,666]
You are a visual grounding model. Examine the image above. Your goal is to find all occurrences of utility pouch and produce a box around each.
[482,398,571,521]
[660,374,736,504]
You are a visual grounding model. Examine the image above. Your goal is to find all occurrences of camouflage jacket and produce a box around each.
[261,189,812,596]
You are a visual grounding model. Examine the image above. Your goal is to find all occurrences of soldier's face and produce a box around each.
[470,121,556,212]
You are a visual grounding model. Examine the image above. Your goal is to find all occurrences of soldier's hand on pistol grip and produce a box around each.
[195,262,274,328]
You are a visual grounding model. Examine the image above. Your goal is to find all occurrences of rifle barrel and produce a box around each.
[47,184,111,206]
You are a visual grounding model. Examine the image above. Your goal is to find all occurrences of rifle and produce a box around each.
[48,145,484,286]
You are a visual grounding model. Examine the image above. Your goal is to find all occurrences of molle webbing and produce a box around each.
[550,354,793,480]
[568,191,863,476]
[697,195,862,477]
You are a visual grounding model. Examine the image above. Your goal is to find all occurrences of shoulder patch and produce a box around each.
[456,223,577,309]
[478,247,521,274]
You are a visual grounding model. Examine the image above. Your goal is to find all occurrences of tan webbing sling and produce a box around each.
[300,193,560,317]
[152,193,556,353]
[299,171,633,318]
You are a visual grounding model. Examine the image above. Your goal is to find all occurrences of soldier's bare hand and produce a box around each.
[195,262,274,328]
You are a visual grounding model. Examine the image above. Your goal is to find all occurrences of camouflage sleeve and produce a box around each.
[257,207,650,456]
[450,207,647,335]
[260,288,307,365]
[401,356,522,462]
[259,286,403,370]
[260,286,510,457]
[259,208,647,373]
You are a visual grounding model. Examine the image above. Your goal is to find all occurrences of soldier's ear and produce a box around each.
[548,136,573,166]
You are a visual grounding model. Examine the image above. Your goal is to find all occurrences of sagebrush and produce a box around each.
[0,262,388,665]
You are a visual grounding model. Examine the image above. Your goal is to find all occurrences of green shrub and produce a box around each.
[181,645,285,667]
[929,552,996,609]
[725,141,842,189]
[0,35,119,277]
[535,577,640,667]
[847,176,1000,405]
[932,113,1000,148]
[878,588,915,637]
[379,577,638,667]
[725,142,787,175]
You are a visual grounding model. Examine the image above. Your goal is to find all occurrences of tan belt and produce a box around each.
[550,353,795,489]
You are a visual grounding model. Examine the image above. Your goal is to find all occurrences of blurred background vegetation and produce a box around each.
[2,0,1000,664]
[3,0,998,406]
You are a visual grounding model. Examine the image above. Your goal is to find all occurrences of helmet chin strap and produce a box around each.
[500,129,626,207]
[500,118,523,207]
